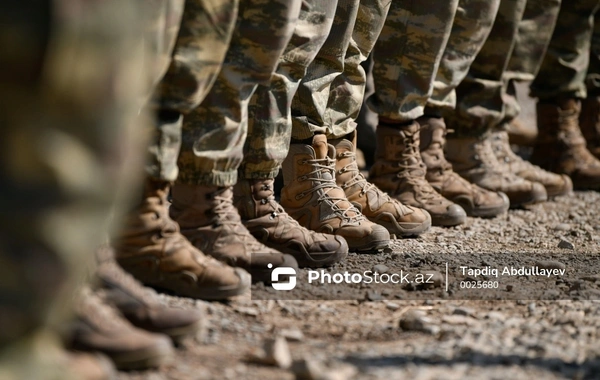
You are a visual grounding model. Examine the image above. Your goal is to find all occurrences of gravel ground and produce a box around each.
[119,190,600,380]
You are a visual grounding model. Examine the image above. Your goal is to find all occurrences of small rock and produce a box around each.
[291,358,325,380]
[554,223,571,231]
[249,336,292,369]
[399,309,438,334]
[453,307,475,317]
[365,290,383,301]
[536,260,566,270]
[556,310,585,326]
[234,306,260,316]
[506,284,514,292]
[441,315,477,326]
[420,270,444,289]
[280,328,304,342]
[558,239,575,250]
[385,301,400,310]
[485,311,506,322]
[372,264,389,273]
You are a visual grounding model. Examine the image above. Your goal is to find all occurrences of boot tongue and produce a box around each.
[312,134,330,160]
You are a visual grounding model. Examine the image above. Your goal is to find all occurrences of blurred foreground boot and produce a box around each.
[490,129,572,197]
[114,178,251,299]
[331,131,431,237]
[170,184,298,283]
[67,287,173,371]
[445,133,547,207]
[66,352,117,380]
[281,135,390,251]
[96,253,203,342]
[419,116,509,218]
[506,117,537,147]
[533,98,600,190]
[369,122,466,226]
[234,178,348,267]
[579,95,600,159]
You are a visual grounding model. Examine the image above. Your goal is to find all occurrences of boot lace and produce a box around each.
[395,130,439,202]
[298,156,363,223]
[338,151,375,196]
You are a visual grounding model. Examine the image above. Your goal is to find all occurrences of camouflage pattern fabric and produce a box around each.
[502,0,561,124]
[240,0,339,180]
[176,0,302,186]
[146,0,239,183]
[588,11,600,96]
[291,0,392,140]
[0,0,146,378]
[444,0,527,137]
[367,0,458,122]
[427,0,501,113]
[531,0,600,101]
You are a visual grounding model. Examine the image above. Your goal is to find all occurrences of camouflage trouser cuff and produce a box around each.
[239,167,280,180]
[291,118,358,140]
[145,164,179,183]
[176,170,238,187]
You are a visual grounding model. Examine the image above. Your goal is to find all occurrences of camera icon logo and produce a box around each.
[269,263,297,290]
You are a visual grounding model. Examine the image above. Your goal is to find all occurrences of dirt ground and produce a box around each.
[120,85,600,380]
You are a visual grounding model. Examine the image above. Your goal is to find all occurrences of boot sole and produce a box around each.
[109,342,174,371]
[456,193,510,218]
[371,213,432,238]
[248,237,349,268]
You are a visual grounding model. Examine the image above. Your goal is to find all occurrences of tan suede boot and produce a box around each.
[95,249,203,342]
[67,287,174,371]
[445,134,547,207]
[280,135,390,251]
[170,184,298,283]
[331,131,431,237]
[234,178,348,267]
[580,96,600,159]
[418,116,510,218]
[533,98,600,190]
[369,122,467,226]
[113,178,251,299]
[490,129,572,197]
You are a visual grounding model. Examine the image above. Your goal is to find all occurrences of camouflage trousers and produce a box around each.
[0,0,146,377]
[239,0,339,179]
[367,0,459,122]
[445,0,527,137]
[291,0,392,140]
[588,12,600,96]
[175,0,302,186]
[503,0,561,123]
[531,0,600,101]
[145,0,239,182]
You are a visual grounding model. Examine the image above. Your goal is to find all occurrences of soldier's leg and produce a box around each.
[170,0,303,282]
[530,0,600,190]
[580,12,600,158]
[0,0,146,377]
[366,0,470,227]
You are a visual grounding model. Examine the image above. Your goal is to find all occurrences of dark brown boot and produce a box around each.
[418,116,509,218]
[369,122,467,226]
[579,95,600,159]
[533,98,600,190]
[67,287,174,371]
[281,135,390,251]
[234,178,348,268]
[490,129,572,197]
[445,134,547,207]
[331,131,431,237]
[170,184,298,283]
[95,251,203,342]
[113,178,251,300]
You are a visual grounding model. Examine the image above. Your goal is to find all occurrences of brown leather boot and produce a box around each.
[506,117,538,147]
[234,178,348,267]
[369,122,467,226]
[66,352,117,380]
[579,95,600,159]
[170,184,298,283]
[280,135,390,251]
[95,251,203,342]
[533,98,600,190]
[445,134,547,207]
[113,178,251,300]
[490,129,572,197]
[331,131,431,237]
[67,287,174,371]
[418,116,509,218]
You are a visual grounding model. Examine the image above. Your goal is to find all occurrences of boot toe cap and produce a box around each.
[430,204,466,227]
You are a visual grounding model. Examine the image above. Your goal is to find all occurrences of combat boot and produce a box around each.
[170,184,298,283]
[532,98,600,189]
[490,129,572,197]
[65,352,117,380]
[67,287,174,371]
[95,252,203,342]
[331,131,431,237]
[369,122,467,226]
[418,116,509,218]
[580,95,600,159]
[234,178,348,267]
[280,135,390,251]
[113,178,251,300]
[445,133,547,207]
